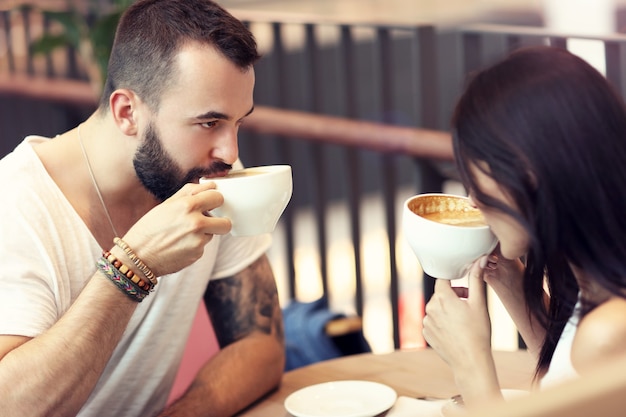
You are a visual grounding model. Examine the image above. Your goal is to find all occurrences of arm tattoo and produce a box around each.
[204,255,283,347]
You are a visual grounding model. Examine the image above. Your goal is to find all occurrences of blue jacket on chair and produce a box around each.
[282,297,371,371]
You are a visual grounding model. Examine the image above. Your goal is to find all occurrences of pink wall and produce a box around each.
[167,301,220,405]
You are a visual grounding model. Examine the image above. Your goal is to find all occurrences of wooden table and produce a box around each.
[237,348,536,416]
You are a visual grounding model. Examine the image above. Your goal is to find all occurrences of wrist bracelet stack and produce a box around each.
[97,253,149,302]
[113,237,158,287]
[96,238,158,303]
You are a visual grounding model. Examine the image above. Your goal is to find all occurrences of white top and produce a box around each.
[539,300,581,389]
[0,136,272,417]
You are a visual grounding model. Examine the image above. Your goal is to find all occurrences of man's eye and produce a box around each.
[201,120,218,128]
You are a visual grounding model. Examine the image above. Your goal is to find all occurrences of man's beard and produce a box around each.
[133,122,232,202]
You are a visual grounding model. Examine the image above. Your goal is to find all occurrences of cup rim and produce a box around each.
[404,192,491,230]
[202,165,292,182]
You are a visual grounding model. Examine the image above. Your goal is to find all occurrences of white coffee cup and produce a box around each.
[201,165,293,236]
[402,193,498,280]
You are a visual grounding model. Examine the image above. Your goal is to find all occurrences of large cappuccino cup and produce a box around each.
[402,193,498,280]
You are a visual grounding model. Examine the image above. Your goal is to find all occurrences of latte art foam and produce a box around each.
[408,194,488,228]
[420,211,487,227]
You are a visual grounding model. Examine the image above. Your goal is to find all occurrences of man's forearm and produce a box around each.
[158,332,284,417]
[161,254,286,416]
[0,274,138,417]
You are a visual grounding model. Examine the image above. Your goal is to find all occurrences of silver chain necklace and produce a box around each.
[77,124,119,238]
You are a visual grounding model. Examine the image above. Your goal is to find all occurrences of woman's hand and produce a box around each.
[422,257,502,405]
[422,258,492,370]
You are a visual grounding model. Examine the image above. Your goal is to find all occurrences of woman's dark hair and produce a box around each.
[452,46,626,378]
[99,0,260,110]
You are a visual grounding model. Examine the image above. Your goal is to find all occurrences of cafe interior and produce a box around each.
[1,0,626,415]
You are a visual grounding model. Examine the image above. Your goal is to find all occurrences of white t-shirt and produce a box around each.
[0,136,272,417]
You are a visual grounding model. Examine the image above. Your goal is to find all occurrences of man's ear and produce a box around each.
[109,89,140,136]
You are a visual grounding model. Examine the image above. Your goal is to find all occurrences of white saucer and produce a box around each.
[284,380,398,417]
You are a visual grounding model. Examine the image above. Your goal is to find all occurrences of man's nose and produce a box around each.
[211,129,239,165]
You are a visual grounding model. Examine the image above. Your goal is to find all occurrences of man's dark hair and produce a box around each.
[100,0,260,110]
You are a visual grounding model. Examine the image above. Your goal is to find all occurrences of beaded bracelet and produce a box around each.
[103,250,154,292]
[97,255,149,302]
[113,237,158,286]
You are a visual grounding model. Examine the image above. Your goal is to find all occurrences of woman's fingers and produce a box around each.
[467,257,487,306]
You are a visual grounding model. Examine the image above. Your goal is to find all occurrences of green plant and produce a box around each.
[23,0,133,93]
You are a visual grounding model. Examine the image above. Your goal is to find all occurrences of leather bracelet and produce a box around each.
[97,255,149,302]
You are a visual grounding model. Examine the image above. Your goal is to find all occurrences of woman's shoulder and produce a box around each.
[571,297,626,374]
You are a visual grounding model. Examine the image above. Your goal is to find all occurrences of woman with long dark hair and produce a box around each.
[422,46,626,408]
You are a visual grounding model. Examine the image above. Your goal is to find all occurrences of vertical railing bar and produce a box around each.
[340,24,364,317]
[384,157,400,348]
[271,24,298,300]
[480,32,510,67]
[65,9,81,79]
[376,26,401,349]
[605,40,626,99]
[43,13,54,78]
[239,21,263,162]
[240,22,258,162]
[507,34,522,51]
[462,32,483,77]
[304,23,330,299]
[377,28,394,113]
[549,36,568,50]
[414,25,438,129]
[270,21,298,302]
[408,28,422,127]
[2,11,15,73]
[605,41,620,94]
[409,24,441,347]
[417,161,446,308]
[21,6,34,75]
[66,45,80,79]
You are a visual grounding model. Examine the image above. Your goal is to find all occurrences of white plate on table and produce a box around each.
[284,380,398,417]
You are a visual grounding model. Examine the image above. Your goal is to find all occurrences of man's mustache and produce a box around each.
[184,161,234,182]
